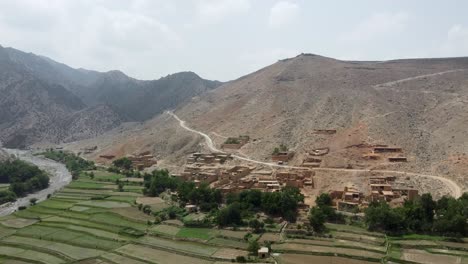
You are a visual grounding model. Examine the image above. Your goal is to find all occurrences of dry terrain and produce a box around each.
[65,55,468,199]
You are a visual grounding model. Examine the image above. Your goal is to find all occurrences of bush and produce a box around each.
[236,256,247,263]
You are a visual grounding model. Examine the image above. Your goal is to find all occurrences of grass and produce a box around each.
[67,181,108,190]
[84,170,125,182]
[150,224,180,236]
[138,236,219,256]
[116,244,213,264]
[0,245,66,264]
[208,237,248,249]
[77,200,131,208]
[38,199,76,210]
[3,235,105,260]
[176,227,216,240]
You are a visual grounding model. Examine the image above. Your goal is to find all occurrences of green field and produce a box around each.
[0,170,466,264]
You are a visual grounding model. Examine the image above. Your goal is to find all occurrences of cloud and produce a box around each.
[268,1,299,28]
[0,1,183,79]
[341,12,409,43]
[440,24,468,56]
[196,0,251,24]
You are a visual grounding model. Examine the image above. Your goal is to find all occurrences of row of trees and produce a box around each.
[218,188,304,226]
[0,160,50,203]
[43,150,95,178]
[308,192,468,237]
[309,193,344,232]
[365,193,467,236]
[142,170,305,227]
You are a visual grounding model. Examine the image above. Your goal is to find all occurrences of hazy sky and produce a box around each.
[1,0,467,81]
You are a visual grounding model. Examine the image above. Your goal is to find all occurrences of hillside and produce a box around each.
[0,45,222,147]
[78,54,468,192]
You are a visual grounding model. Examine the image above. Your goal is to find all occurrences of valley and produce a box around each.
[0,47,467,264]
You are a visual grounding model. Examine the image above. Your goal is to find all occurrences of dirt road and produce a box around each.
[0,149,72,217]
[373,69,467,88]
[168,111,463,198]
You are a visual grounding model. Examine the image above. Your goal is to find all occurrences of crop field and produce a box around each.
[101,252,147,264]
[0,170,466,264]
[272,242,384,259]
[258,232,281,243]
[138,236,219,256]
[401,249,466,264]
[176,227,216,241]
[208,237,248,249]
[1,217,38,228]
[150,224,181,236]
[77,200,131,208]
[111,207,154,221]
[278,253,378,264]
[116,244,213,264]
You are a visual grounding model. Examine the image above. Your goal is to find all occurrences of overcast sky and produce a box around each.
[1,0,468,81]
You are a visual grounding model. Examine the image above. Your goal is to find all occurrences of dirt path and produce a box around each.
[0,149,72,216]
[167,112,463,198]
[373,69,467,88]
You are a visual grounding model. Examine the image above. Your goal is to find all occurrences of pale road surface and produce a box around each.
[373,69,467,88]
[167,111,463,198]
[0,149,72,217]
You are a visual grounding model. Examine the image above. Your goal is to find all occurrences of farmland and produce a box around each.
[0,168,466,264]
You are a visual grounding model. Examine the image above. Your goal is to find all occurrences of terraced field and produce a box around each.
[0,170,466,264]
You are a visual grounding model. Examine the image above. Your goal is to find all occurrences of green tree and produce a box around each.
[247,240,260,255]
[309,207,326,232]
[112,157,132,170]
[29,198,38,206]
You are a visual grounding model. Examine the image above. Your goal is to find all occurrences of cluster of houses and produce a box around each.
[127,151,157,170]
[174,152,315,195]
[186,152,232,165]
[329,176,419,212]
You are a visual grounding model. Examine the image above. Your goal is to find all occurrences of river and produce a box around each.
[0,149,72,217]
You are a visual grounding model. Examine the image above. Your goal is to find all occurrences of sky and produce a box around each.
[1,0,468,81]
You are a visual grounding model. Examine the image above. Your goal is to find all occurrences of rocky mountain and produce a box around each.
[78,54,468,191]
[0,45,222,148]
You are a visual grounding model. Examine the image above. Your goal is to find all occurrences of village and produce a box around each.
[88,133,419,214]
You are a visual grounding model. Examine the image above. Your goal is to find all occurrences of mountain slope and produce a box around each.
[80,54,468,192]
[0,45,222,147]
[2,46,222,121]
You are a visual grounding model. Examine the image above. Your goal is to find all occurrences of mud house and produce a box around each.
[373,147,403,153]
[309,147,329,156]
[258,247,270,258]
[272,151,294,162]
[388,157,408,162]
[127,153,157,170]
[99,154,115,160]
[313,129,337,135]
[187,152,232,164]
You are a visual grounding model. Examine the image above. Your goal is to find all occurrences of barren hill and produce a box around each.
[78,54,468,192]
[0,45,222,147]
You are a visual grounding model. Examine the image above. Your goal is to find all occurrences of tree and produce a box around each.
[112,157,132,170]
[249,219,265,234]
[309,207,326,232]
[89,172,95,179]
[216,203,242,227]
[29,198,38,206]
[316,193,332,208]
[117,181,124,192]
[247,240,260,255]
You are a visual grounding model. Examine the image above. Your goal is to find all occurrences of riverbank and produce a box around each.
[0,149,72,216]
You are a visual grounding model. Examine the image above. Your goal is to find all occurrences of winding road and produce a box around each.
[0,149,72,217]
[167,111,463,198]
